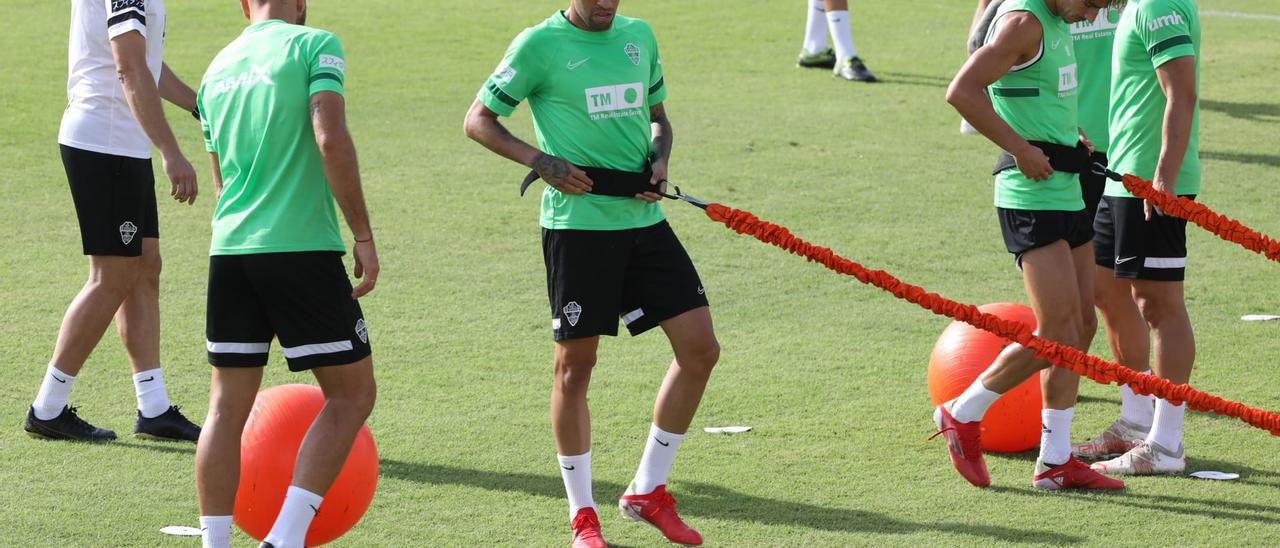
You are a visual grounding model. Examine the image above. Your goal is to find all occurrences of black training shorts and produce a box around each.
[543,220,708,340]
[206,251,371,371]
[997,207,1093,267]
[1093,195,1194,281]
[60,145,158,256]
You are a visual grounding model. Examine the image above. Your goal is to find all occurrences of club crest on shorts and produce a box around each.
[119,221,138,245]
[624,43,641,66]
[563,301,582,327]
[354,318,368,344]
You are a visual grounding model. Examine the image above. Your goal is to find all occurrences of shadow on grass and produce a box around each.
[1202,150,1280,168]
[1074,394,1119,406]
[989,481,1280,525]
[1201,100,1280,123]
[380,460,1084,544]
[113,439,196,455]
[873,71,953,89]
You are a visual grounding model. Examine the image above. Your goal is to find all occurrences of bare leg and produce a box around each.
[978,241,1083,394]
[551,337,599,456]
[290,356,377,494]
[1094,268,1151,374]
[825,0,849,10]
[1132,280,1193,384]
[196,366,264,515]
[652,307,720,435]
[1041,244,1096,410]
[115,238,162,374]
[49,255,141,375]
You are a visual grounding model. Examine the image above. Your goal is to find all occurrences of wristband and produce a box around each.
[191,107,201,121]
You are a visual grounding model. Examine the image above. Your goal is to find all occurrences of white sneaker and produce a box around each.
[1090,440,1186,475]
[1071,418,1149,460]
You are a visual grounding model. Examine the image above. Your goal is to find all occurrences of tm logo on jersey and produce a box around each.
[206,65,275,97]
[1148,11,1186,32]
[1058,64,1078,97]
[585,83,644,121]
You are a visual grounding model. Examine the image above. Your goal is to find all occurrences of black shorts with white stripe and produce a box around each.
[206,251,371,371]
[1093,195,1194,282]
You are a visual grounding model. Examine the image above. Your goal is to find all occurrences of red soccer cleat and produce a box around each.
[1033,457,1126,490]
[930,405,991,488]
[570,507,606,548]
[618,484,702,546]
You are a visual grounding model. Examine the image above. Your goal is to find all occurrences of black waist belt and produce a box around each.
[519,164,653,197]
[992,140,1091,176]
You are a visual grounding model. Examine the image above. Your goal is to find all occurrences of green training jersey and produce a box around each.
[985,0,1083,211]
[199,20,347,255]
[478,12,667,231]
[1107,0,1200,198]
[1070,7,1120,153]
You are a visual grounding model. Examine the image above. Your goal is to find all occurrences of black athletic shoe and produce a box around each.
[834,56,878,82]
[797,48,837,69]
[24,406,117,442]
[134,406,201,442]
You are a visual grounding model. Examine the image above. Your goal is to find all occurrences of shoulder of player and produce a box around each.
[612,15,658,41]
[990,11,1044,48]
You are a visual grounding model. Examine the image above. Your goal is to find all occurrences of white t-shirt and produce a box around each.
[58,0,166,159]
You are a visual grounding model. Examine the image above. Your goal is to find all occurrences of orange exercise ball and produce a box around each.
[927,302,1042,453]
[234,384,378,546]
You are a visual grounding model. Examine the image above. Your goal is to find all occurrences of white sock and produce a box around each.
[1147,399,1186,451]
[948,380,1002,423]
[558,451,596,520]
[802,0,829,54]
[263,486,322,548]
[133,368,172,419]
[631,424,686,495]
[1038,407,1075,465]
[825,10,859,61]
[32,364,76,420]
[1118,370,1155,429]
[199,515,232,548]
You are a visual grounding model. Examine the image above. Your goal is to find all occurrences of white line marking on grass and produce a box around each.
[1202,9,1280,21]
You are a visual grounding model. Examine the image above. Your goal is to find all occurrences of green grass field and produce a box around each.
[3,1,1280,545]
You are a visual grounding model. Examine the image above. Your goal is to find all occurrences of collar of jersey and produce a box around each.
[244,19,288,34]
[552,10,618,40]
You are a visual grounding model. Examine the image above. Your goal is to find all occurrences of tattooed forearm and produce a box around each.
[649,103,673,163]
[532,153,571,183]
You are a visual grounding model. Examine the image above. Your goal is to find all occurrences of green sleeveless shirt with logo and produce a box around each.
[985,0,1083,212]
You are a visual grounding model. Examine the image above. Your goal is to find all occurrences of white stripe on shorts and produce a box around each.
[1144,257,1186,269]
[281,340,354,359]
[621,308,645,325]
[206,341,271,354]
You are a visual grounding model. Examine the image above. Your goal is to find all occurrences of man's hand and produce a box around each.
[352,239,379,298]
[636,158,667,202]
[1013,144,1053,181]
[1079,128,1095,154]
[164,151,198,204]
[533,153,593,195]
[1145,177,1175,220]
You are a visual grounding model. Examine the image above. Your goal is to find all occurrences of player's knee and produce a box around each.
[677,338,720,378]
[554,350,597,392]
[1132,292,1170,326]
[87,263,141,299]
[139,251,162,286]
[1079,312,1098,346]
[1038,321,1081,350]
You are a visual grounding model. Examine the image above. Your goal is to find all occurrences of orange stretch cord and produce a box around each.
[1120,174,1280,262]
[704,203,1280,435]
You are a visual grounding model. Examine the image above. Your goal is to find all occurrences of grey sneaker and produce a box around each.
[1091,440,1186,475]
[797,48,837,69]
[1071,418,1149,460]
[834,56,877,82]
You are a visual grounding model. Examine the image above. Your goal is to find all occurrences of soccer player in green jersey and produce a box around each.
[193,2,379,547]
[465,1,718,546]
[1088,0,1201,477]
[938,0,1126,491]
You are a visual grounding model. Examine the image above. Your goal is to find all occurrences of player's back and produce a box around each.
[199,19,347,255]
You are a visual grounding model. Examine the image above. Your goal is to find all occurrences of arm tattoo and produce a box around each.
[649,105,673,162]
[532,153,571,183]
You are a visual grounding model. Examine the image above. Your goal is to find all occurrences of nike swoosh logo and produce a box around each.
[52,375,66,383]
[140,376,155,382]
[309,504,319,515]
[561,465,576,470]
[567,58,591,70]
[1115,256,1138,265]
[654,437,670,447]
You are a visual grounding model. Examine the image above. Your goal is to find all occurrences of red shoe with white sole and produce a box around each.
[618,484,702,546]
